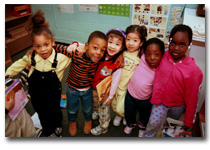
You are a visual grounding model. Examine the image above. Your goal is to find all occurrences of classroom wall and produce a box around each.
[31,4,132,44]
[31,4,198,44]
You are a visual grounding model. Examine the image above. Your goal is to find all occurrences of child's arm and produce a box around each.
[115,53,124,68]
[104,69,122,105]
[183,70,203,128]
[67,42,86,57]
[6,56,30,77]
[54,43,71,57]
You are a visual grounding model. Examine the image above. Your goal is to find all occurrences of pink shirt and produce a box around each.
[128,54,156,100]
[151,50,203,127]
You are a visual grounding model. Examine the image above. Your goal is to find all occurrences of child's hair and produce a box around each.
[103,28,126,63]
[169,24,193,45]
[106,28,126,47]
[143,38,165,56]
[87,31,107,43]
[26,9,53,42]
[125,25,147,57]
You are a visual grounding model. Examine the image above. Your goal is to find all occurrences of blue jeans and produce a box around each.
[66,85,93,122]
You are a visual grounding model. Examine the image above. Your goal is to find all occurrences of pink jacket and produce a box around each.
[151,50,203,127]
[128,54,156,100]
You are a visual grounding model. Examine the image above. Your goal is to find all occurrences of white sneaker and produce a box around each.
[123,118,127,126]
[92,111,99,120]
[113,115,122,126]
[91,125,108,136]
[124,126,134,134]
[138,130,145,137]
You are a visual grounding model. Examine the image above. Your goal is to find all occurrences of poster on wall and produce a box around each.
[150,16,167,28]
[151,4,169,15]
[148,27,165,40]
[132,4,170,41]
[57,4,74,14]
[79,4,98,12]
[133,14,149,26]
[134,4,150,13]
[98,4,130,17]
[170,7,182,25]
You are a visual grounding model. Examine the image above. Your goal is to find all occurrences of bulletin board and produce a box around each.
[132,4,170,41]
[98,4,130,17]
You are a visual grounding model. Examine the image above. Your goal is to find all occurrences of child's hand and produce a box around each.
[104,98,112,105]
[7,75,13,78]
[26,48,35,57]
[77,45,86,56]
[115,53,124,68]
[67,43,78,55]
[5,95,15,111]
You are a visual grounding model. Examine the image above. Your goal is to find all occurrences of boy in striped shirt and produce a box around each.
[55,31,107,136]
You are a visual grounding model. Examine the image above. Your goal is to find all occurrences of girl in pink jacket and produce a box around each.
[144,24,203,137]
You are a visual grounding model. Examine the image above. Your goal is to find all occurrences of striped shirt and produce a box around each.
[54,44,99,89]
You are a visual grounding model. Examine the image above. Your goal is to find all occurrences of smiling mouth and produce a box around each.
[108,49,115,53]
[42,53,48,57]
[93,56,101,61]
[128,47,134,49]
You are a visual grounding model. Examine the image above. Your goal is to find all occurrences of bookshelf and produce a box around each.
[5,4,32,61]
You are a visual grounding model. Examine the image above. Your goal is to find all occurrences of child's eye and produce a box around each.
[108,41,112,43]
[146,53,150,56]
[179,43,185,47]
[36,46,40,49]
[155,53,159,57]
[94,46,98,50]
[170,41,176,46]
[45,43,49,47]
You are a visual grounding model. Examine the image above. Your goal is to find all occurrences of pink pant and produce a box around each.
[144,104,185,137]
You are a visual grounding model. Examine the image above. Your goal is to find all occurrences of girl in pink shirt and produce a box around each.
[124,38,165,137]
[144,24,203,137]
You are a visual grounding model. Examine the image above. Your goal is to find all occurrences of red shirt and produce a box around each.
[92,58,119,90]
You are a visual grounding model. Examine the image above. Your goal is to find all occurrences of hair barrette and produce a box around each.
[106,28,126,39]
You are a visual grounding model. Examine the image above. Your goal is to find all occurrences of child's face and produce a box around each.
[107,35,123,57]
[145,44,162,69]
[169,31,189,63]
[85,37,107,63]
[126,32,143,53]
[33,35,55,59]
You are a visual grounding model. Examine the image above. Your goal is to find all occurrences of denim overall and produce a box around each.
[28,51,62,136]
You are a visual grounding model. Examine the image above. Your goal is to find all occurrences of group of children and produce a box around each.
[5,9,203,137]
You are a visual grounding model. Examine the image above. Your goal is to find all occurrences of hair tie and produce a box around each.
[106,28,126,39]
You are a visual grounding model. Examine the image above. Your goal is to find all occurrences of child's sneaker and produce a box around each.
[55,127,62,137]
[138,130,145,137]
[124,126,134,134]
[113,115,122,126]
[48,133,58,137]
[123,118,127,126]
[91,125,108,135]
[92,111,99,120]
